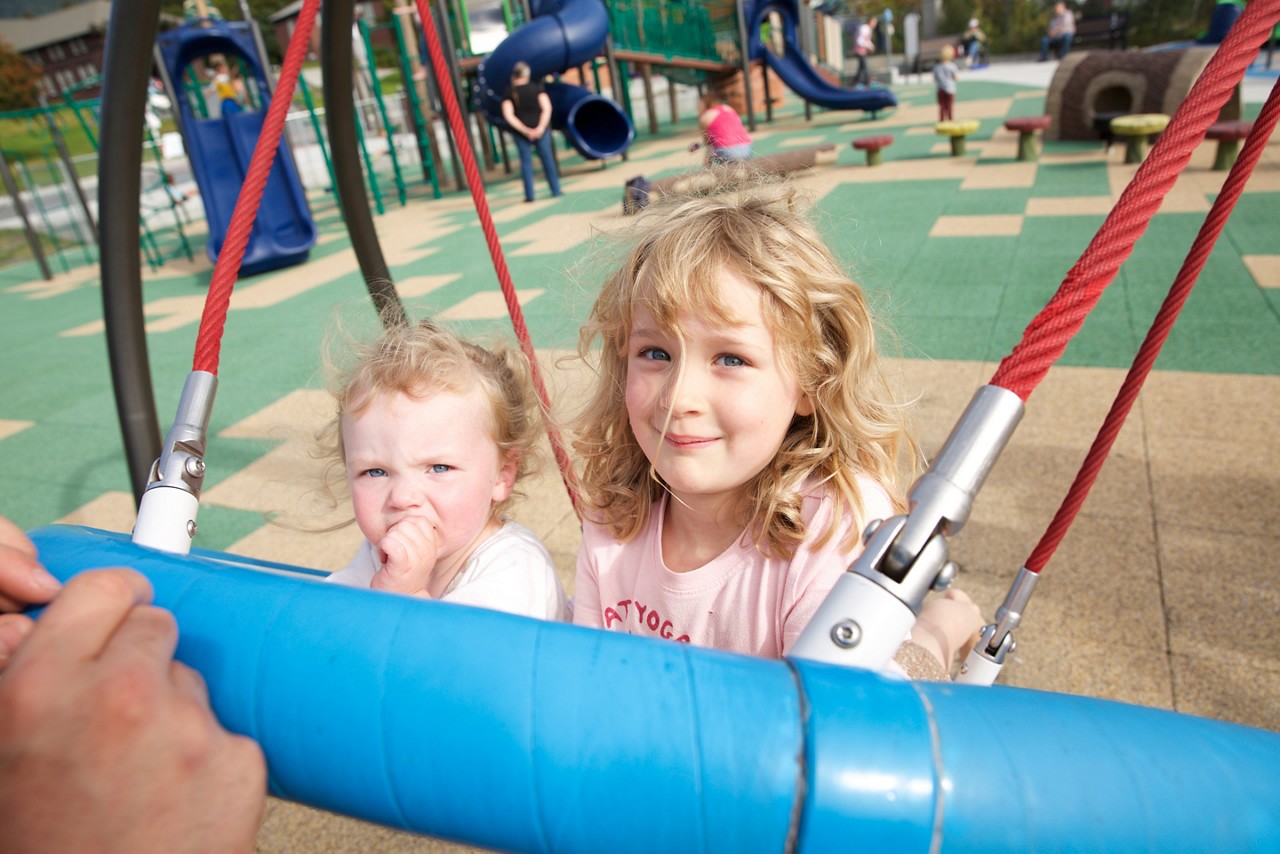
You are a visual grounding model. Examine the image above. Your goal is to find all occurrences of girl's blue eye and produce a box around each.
[638,347,671,362]
[429,464,451,474]
[363,468,387,478]
[716,354,746,367]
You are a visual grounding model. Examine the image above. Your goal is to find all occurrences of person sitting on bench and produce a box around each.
[1039,2,1076,61]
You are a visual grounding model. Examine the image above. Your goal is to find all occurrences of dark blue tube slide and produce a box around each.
[746,0,897,113]
[156,22,315,277]
[29,524,1280,851]
[473,0,634,161]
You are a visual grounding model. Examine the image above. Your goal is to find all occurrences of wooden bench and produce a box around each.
[906,33,963,75]
[1073,13,1129,50]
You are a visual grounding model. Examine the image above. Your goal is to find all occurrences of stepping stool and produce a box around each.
[1110,114,1170,164]
[1205,120,1254,170]
[851,134,894,166]
[1003,115,1052,162]
[936,120,981,157]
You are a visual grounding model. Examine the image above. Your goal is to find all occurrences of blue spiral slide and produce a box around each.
[28,523,1280,851]
[473,0,634,161]
[156,21,316,276]
[746,0,897,113]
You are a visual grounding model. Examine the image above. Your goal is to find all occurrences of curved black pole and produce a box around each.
[100,0,163,502]
[321,0,407,327]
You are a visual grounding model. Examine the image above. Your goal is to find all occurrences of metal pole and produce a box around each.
[736,0,757,132]
[0,149,53,280]
[99,0,164,500]
[38,95,97,245]
[641,64,658,134]
[321,0,406,326]
[435,0,483,188]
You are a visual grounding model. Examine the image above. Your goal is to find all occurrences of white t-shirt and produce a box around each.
[327,520,570,622]
[573,476,894,659]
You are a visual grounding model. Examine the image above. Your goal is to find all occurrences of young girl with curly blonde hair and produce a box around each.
[572,190,979,674]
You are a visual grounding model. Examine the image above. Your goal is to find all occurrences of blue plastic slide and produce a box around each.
[156,21,315,277]
[745,0,897,113]
[29,523,1280,852]
[474,0,634,160]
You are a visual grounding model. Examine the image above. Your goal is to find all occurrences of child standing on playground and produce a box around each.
[853,15,878,87]
[696,91,752,165]
[934,45,959,122]
[501,61,562,203]
[324,319,570,622]
[570,191,982,677]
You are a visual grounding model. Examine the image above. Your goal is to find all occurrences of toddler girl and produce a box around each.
[571,191,980,676]
[935,44,959,122]
[324,320,569,622]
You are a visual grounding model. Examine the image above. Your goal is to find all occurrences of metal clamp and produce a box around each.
[132,371,217,554]
[790,386,1024,670]
[886,385,1024,578]
[955,565,1039,685]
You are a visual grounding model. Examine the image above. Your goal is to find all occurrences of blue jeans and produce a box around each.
[513,132,561,201]
[1040,32,1073,60]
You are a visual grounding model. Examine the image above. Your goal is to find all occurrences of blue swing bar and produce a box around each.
[29,523,1280,852]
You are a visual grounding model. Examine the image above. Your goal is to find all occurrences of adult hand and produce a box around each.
[0,515,61,669]
[0,565,267,853]
[371,515,440,596]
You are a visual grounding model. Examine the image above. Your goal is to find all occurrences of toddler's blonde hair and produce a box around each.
[322,318,544,521]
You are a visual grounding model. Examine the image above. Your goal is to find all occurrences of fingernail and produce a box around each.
[30,563,62,591]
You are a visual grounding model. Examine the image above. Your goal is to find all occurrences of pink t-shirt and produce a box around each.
[704,104,751,149]
[573,476,894,658]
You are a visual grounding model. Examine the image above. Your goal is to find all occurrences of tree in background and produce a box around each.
[0,40,42,112]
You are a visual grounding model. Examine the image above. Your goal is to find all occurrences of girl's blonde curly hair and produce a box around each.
[574,189,918,557]
[320,318,545,522]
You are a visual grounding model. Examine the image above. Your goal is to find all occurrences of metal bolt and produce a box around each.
[830,619,862,649]
[186,520,197,538]
[184,457,205,478]
[932,560,959,591]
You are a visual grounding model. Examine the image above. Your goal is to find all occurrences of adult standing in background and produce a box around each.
[1039,2,1076,61]
[501,62,563,203]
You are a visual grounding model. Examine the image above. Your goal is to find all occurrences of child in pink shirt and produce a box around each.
[697,91,752,164]
[571,191,981,677]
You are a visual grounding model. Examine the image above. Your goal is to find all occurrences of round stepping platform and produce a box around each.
[1110,113,1170,164]
[851,134,894,166]
[1003,115,1052,162]
[1205,120,1254,171]
[935,119,981,157]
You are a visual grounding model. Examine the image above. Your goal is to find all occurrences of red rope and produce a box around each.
[989,0,1280,401]
[1025,78,1280,574]
[413,0,582,516]
[190,0,319,375]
